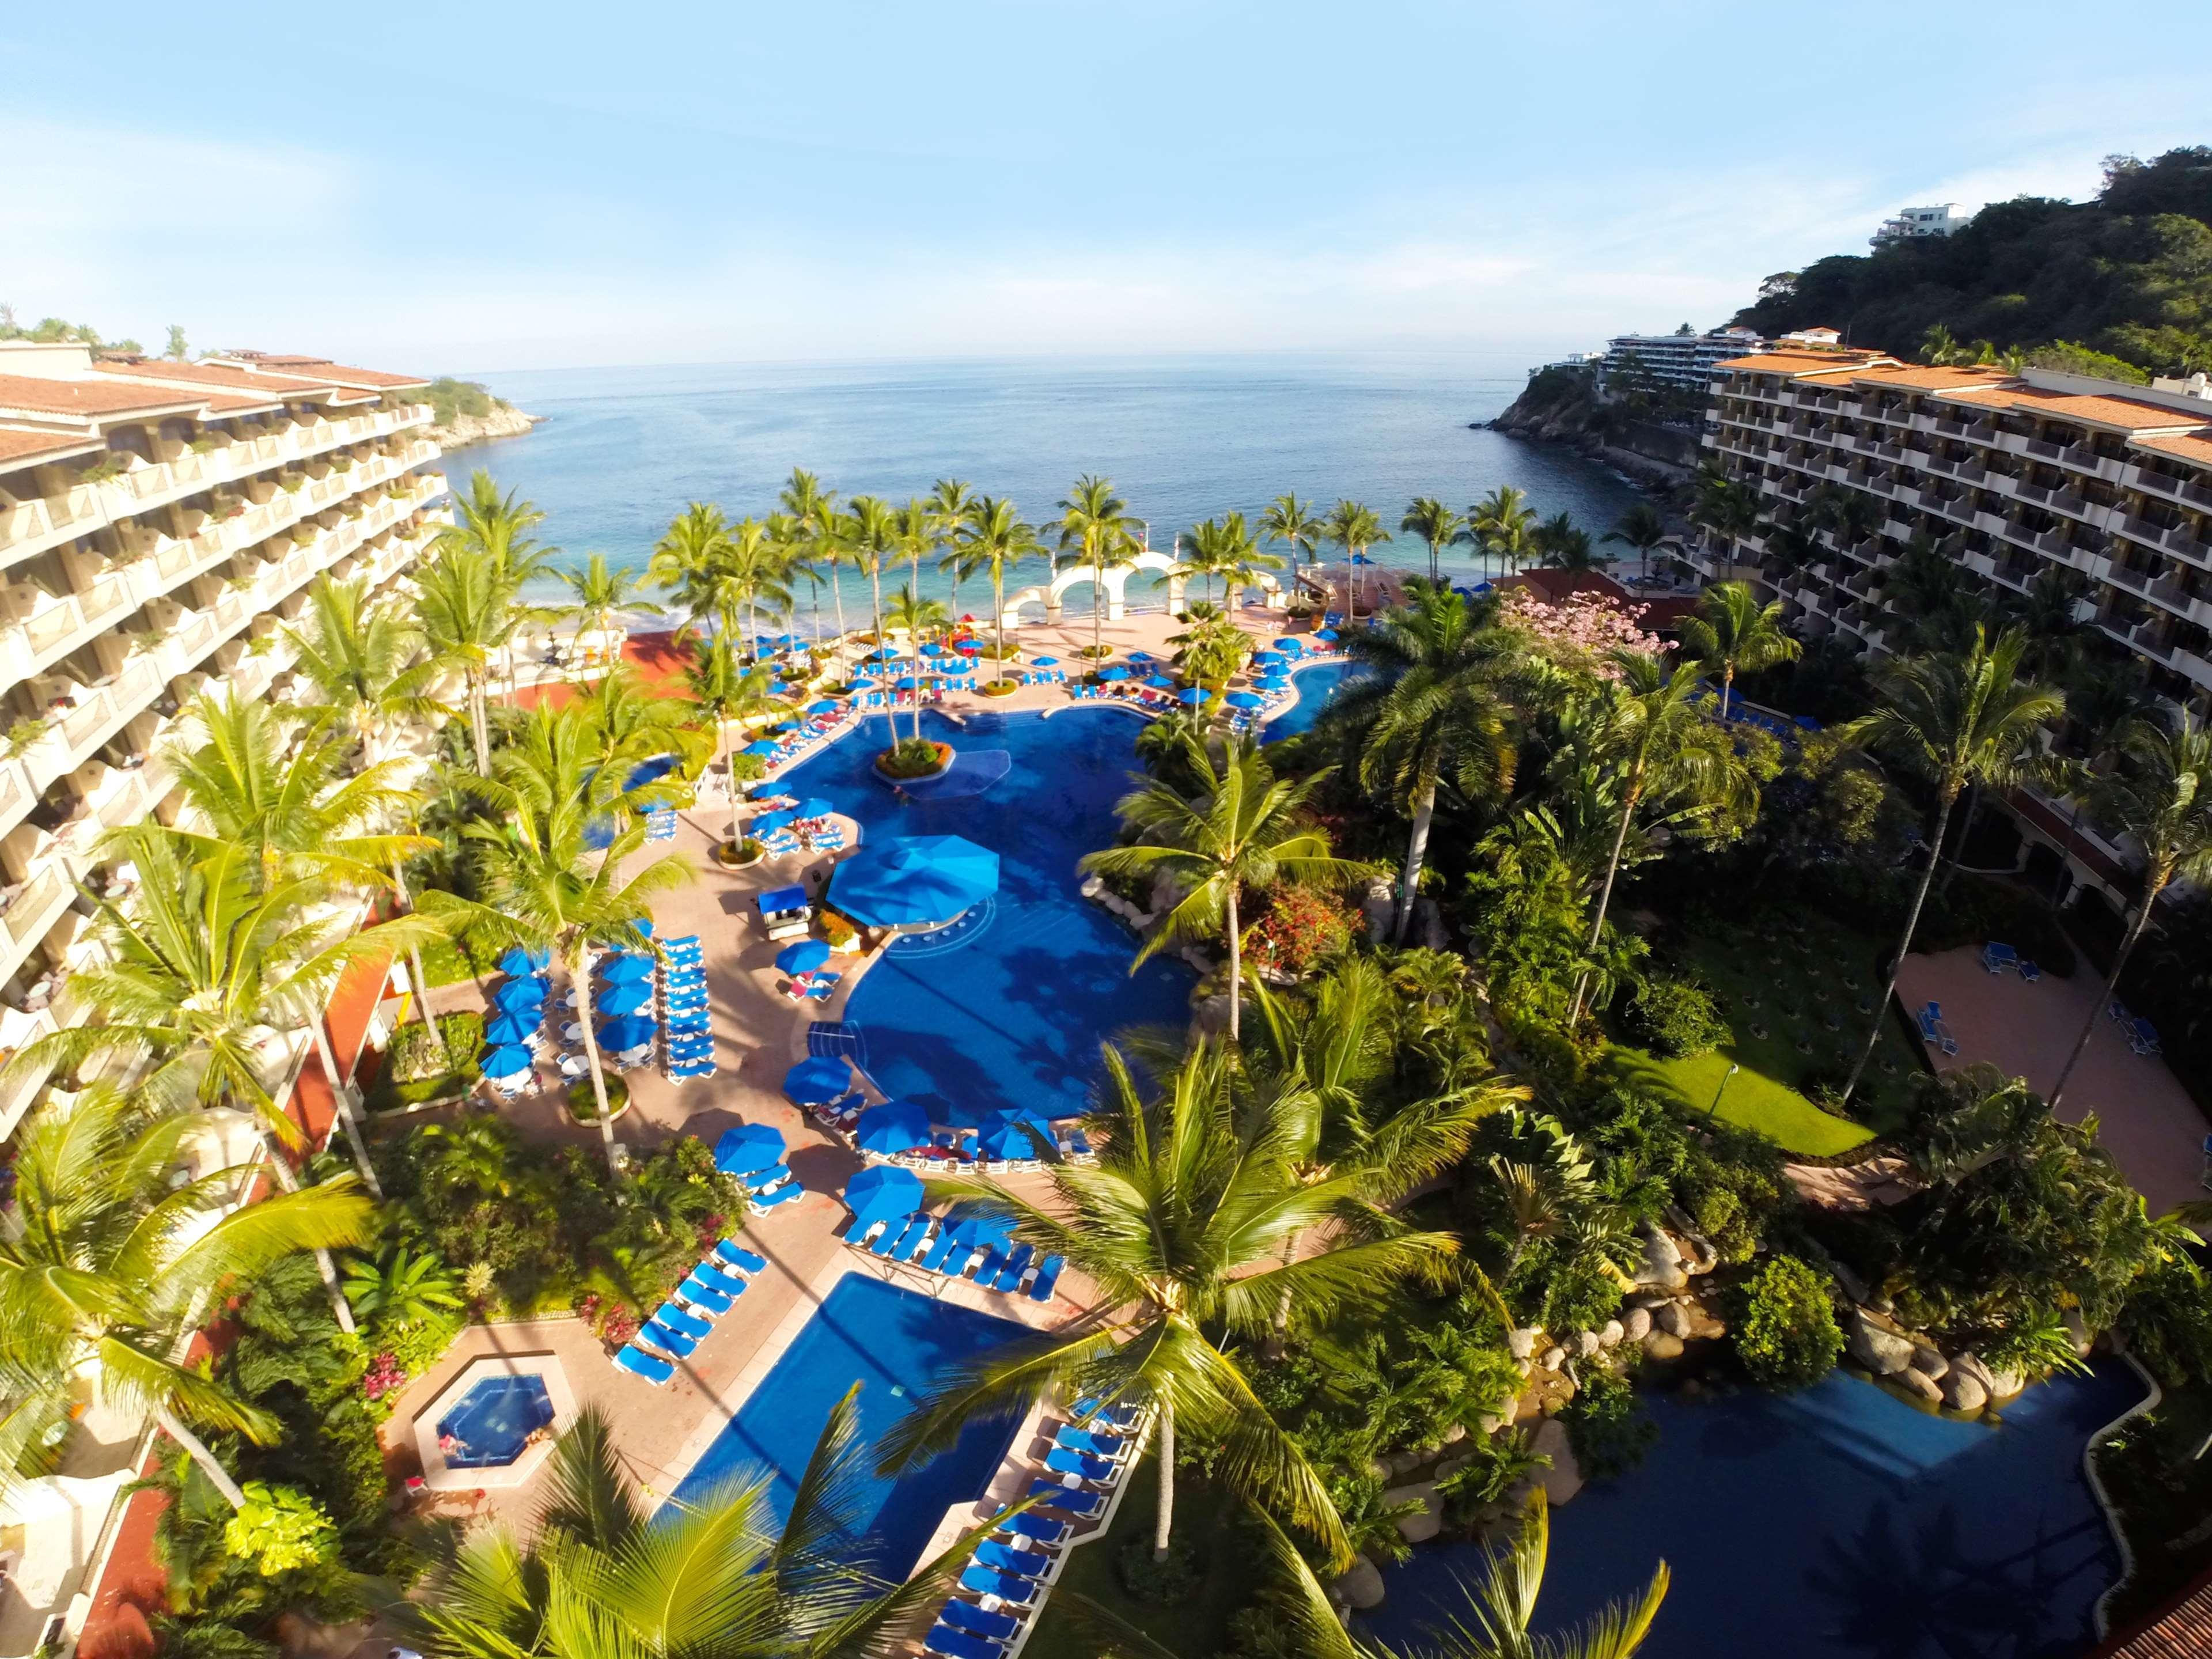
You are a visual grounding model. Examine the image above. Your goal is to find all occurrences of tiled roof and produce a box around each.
[93,359,335,399]
[235,355,428,390]
[2131,431,2212,470]
[1848,364,2014,391]
[1717,350,1895,374]
[1938,384,2204,432]
[0,427,98,467]
[2093,1568,2212,1657]
[0,373,202,418]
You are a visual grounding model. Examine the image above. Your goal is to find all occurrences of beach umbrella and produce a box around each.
[772,719,802,734]
[1031,656,1059,666]
[631,917,654,938]
[806,699,840,715]
[794,797,835,819]
[751,808,796,834]
[596,981,652,1017]
[955,641,982,654]
[744,740,780,757]
[828,835,999,928]
[1273,637,1304,652]
[597,954,654,984]
[974,1107,1056,1161]
[480,1044,533,1080]
[944,1204,1016,1248]
[483,1011,537,1046]
[842,1164,924,1225]
[1096,665,1130,681]
[713,1122,786,1176]
[1127,651,1156,664]
[776,939,832,975]
[783,1055,851,1104]
[497,945,550,975]
[922,641,951,656]
[768,680,794,696]
[1145,675,1176,690]
[854,1099,933,1156]
[895,676,919,690]
[597,1013,657,1051]
[1314,628,1339,641]
[849,677,878,691]
[1225,691,1264,710]
[1249,652,1285,669]
[1177,687,1207,705]
[492,978,547,1013]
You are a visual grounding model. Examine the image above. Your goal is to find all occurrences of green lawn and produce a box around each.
[1022,1455,1249,1659]
[1612,1048,1872,1158]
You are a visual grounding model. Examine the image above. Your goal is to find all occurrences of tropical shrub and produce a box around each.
[1116,1533,1205,1604]
[1562,1367,1656,1482]
[1243,884,1358,978]
[1915,873,2078,977]
[387,1012,483,1084]
[225,1484,338,1578]
[1621,973,1730,1058]
[2118,1255,2212,1387]
[1731,1255,1844,1389]
[819,910,859,948]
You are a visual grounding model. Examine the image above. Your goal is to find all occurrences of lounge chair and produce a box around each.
[652,1300,713,1339]
[1044,1447,1116,1483]
[940,1600,1022,1642]
[923,1626,1003,1659]
[2109,997,2134,1025]
[692,1261,749,1297]
[956,1566,1035,1607]
[1071,1396,1141,1429]
[1055,1426,1127,1460]
[2133,1016,2162,1057]
[1026,1256,1066,1302]
[1980,941,2018,974]
[974,1540,1051,1581]
[639,1319,699,1359]
[841,1214,887,1246]
[744,1165,791,1195]
[900,1218,940,1262]
[2017,959,2042,983]
[676,1275,736,1315]
[752,1181,804,1211]
[614,1345,675,1385]
[872,1214,925,1258]
[1024,1479,1104,1516]
[991,1244,1035,1293]
[968,1243,1011,1283]
[935,1240,979,1278]
[715,1241,768,1275]
[916,1230,961,1273]
[994,1512,1069,1548]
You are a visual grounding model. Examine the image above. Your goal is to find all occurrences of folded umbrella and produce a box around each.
[714,1122,787,1176]
[783,1055,852,1104]
[596,982,652,1017]
[480,1043,534,1080]
[776,939,832,975]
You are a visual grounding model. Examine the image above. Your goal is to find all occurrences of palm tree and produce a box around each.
[1245,1492,1668,1659]
[433,472,558,706]
[843,495,900,662]
[887,585,950,744]
[408,1393,995,1659]
[684,635,779,850]
[1322,499,1389,628]
[572,665,712,779]
[1469,486,1538,581]
[1327,581,1518,944]
[1052,475,1139,661]
[953,494,1044,685]
[1569,652,1758,1021]
[1400,498,1464,584]
[2010,565,2092,680]
[1603,502,1672,586]
[1219,512,1287,608]
[1081,732,1363,1040]
[880,1043,1460,1566]
[1176,517,1236,609]
[1533,512,1604,572]
[420,706,693,1172]
[1260,493,1324,588]
[726,516,795,654]
[1679,579,1801,722]
[561,551,660,665]
[778,469,846,664]
[413,545,516,775]
[1688,468,1760,570]
[2049,714,2212,1107]
[2045,664,2146,910]
[0,1087,375,1510]
[890,498,942,673]
[930,478,975,620]
[285,574,446,767]
[647,503,743,645]
[1835,628,2064,1103]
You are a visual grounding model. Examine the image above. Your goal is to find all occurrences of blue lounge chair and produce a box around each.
[924,1626,1002,1659]
[956,1566,1035,1606]
[916,1229,961,1273]
[676,1275,735,1315]
[1071,1395,1141,1429]
[640,1319,698,1359]
[2018,959,2041,984]
[991,1244,1035,1293]
[936,1240,979,1278]
[1980,941,2018,974]
[1025,1479,1104,1516]
[840,1213,887,1246]
[974,1539,1051,1580]
[941,1600,1022,1641]
[1056,1426,1127,1460]
[1027,1256,1065,1303]
[652,1301,713,1339]
[869,1213,918,1257]
[753,1181,803,1210]
[692,1262,748,1297]
[2133,1016,2162,1057]
[715,1241,768,1275]
[743,1164,791,1193]
[1044,1447,1116,1483]
[615,1345,674,1384]
[994,1512,1069,1547]
[969,1243,1011,1283]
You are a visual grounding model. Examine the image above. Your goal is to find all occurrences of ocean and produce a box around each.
[439,354,1647,618]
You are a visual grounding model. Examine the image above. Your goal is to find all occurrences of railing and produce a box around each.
[2105,563,2150,593]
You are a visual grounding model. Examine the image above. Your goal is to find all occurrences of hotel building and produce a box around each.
[0,340,448,1655]
[1872,202,1969,247]
[1597,327,1770,399]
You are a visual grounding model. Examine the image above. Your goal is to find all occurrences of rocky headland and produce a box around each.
[428,402,541,449]
[1486,367,1699,491]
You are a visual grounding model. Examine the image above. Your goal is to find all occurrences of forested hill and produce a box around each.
[1730,146,2212,381]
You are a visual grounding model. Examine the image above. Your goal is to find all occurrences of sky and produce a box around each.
[9,1,2212,375]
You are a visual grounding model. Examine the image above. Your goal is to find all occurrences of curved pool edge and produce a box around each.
[2085,1352,2163,1639]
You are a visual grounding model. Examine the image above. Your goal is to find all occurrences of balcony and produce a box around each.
[2105,562,2152,594]
[2116,513,2176,551]
[2162,522,2212,567]
[0,862,82,987]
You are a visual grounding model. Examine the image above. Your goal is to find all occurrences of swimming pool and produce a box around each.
[668,1275,1034,1575]
[436,1374,555,1468]
[778,707,1192,1122]
[1262,659,1362,740]
[1363,1364,2147,1659]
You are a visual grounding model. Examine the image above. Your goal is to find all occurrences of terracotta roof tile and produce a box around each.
[1847,365,2015,391]
[1717,350,1895,374]
[1938,384,2204,431]
[0,373,201,418]
[93,359,336,398]
[2130,431,2212,470]
[0,427,97,467]
[237,355,428,390]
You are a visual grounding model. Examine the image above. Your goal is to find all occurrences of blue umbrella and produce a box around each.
[974,1108,1055,1161]
[596,982,651,1017]
[777,939,832,975]
[480,1044,534,1079]
[843,1164,925,1225]
[807,699,840,715]
[1127,651,1156,664]
[744,740,780,757]
[752,808,796,833]
[828,835,999,929]
[1274,637,1305,652]
[632,917,654,939]
[483,1010,537,1046]
[492,978,547,1013]
[794,797,835,819]
[714,1122,786,1176]
[772,720,802,734]
[1249,652,1285,666]
[597,954,654,984]
[783,1055,851,1104]
[1096,665,1130,681]
[1145,675,1176,689]
[1031,656,1059,666]
[1256,675,1289,688]
[849,677,878,691]
[895,676,919,690]
[1314,628,1339,641]
[854,1099,933,1156]
[1225,691,1264,709]
[497,945,550,975]
[944,1204,1016,1248]
[1177,687,1207,705]
[922,641,951,656]
[598,1014,657,1051]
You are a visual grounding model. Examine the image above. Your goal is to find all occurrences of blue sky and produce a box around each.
[9,1,2211,373]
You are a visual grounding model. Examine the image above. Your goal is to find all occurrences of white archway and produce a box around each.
[1021,550,1186,627]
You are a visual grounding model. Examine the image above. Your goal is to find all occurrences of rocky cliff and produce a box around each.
[429,403,541,449]
[1488,368,1699,488]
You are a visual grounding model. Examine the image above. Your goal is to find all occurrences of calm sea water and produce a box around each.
[441,355,1643,617]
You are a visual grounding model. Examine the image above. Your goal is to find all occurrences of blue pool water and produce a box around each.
[437,1374,555,1468]
[668,1275,1033,1575]
[778,706,1192,1122]
[1365,1365,2146,1659]
[1262,658,1362,740]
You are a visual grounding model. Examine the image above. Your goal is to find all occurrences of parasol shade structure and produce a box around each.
[497,945,550,975]
[492,978,548,1013]
[597,1014,657,1051]
[713,1122,787,1176]
[854,1099,933,1156]
[828,835,999,929]
[480,1044,534,1080]
[596,954,654,985]
[793,797,835,819]
[1177,687,1207,705]
[1096,665,1130,681]
[594,982,651,1017]
[750,809,796,835]
[944,1205,1016,1249]
[842,1164,924,1226]
[1225,691,1264,710]
[974,1107,1056,1161]
[483,1011,538,1047]
[783,1055,851,1104]
[776,939,832,975]
[1030,656,1059,666]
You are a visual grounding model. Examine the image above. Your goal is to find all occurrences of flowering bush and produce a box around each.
[597,1302,639,1348]
[362,1351,407,1403]
[1496,587,1665,679]
[1244,885,1359,978]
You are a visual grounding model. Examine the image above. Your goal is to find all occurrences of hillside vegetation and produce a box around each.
[1733,146,2212,376]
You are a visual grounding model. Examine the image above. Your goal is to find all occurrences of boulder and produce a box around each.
[1530,1419,1584,1506]
[1984,1366,2025,1402]
[1621,1307,1653,1343]
[1415,897,1449,952]
[1435,1454,1472,1479]
[1599,1319,1626,1350]
[1383,1481,1440,1543]
[1656,1301,1692,1338]
[1891,1365,1942,1404]
[1951,1351,1995,1392]
[1908,1346,1949,1380]
[1368,1458,1393,1483]
[1633,1224,1690,1291]
[1630,1292,1673,1312]
[1846,1310,1915,1376]
[1507,1327,1541,1362]
[1574,1330,1603,1359]
[1685,1310,1728,1342]
[1079,875,1104,899]
[1540,1346,1566,1372]
[1942,1370,1988,1414]
[1440,1423,1468,1446]
[1643,1331,1685,1361]
[2063,1308,2094,1358]
[1385,1449,1423,1479]
[1335,1556,1387,1611]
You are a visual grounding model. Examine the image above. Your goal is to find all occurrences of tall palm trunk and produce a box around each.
[468,672,491,774]
[1153,1398,1177,1562]
[2048,795,2088,911]
[1843,785,1959,1103]
[307,1016,380,1198]
[1718,662,1736,724]
[994,567,1007,684]
[830,570,849,675]
[1394,778,1437,946]
[1344,546,1355,626]
[1225,883,1243,1041]
[2050,877,2164,1108]
[1941,783,1983,896]
[389,861,447,1067]
[154,1404,246,1509]
[1570,778,1643,1022]
[724,712,741,848]
[262,1132,356,1334]
[1092,552,1106,661]
[574,945,620,1173]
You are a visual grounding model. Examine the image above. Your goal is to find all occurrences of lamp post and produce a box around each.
[1705,1062,1740,1124]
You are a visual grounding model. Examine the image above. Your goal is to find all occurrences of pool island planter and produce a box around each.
[873,741,956,782]
[714,838,768,869]
[411,1353,578,1491]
